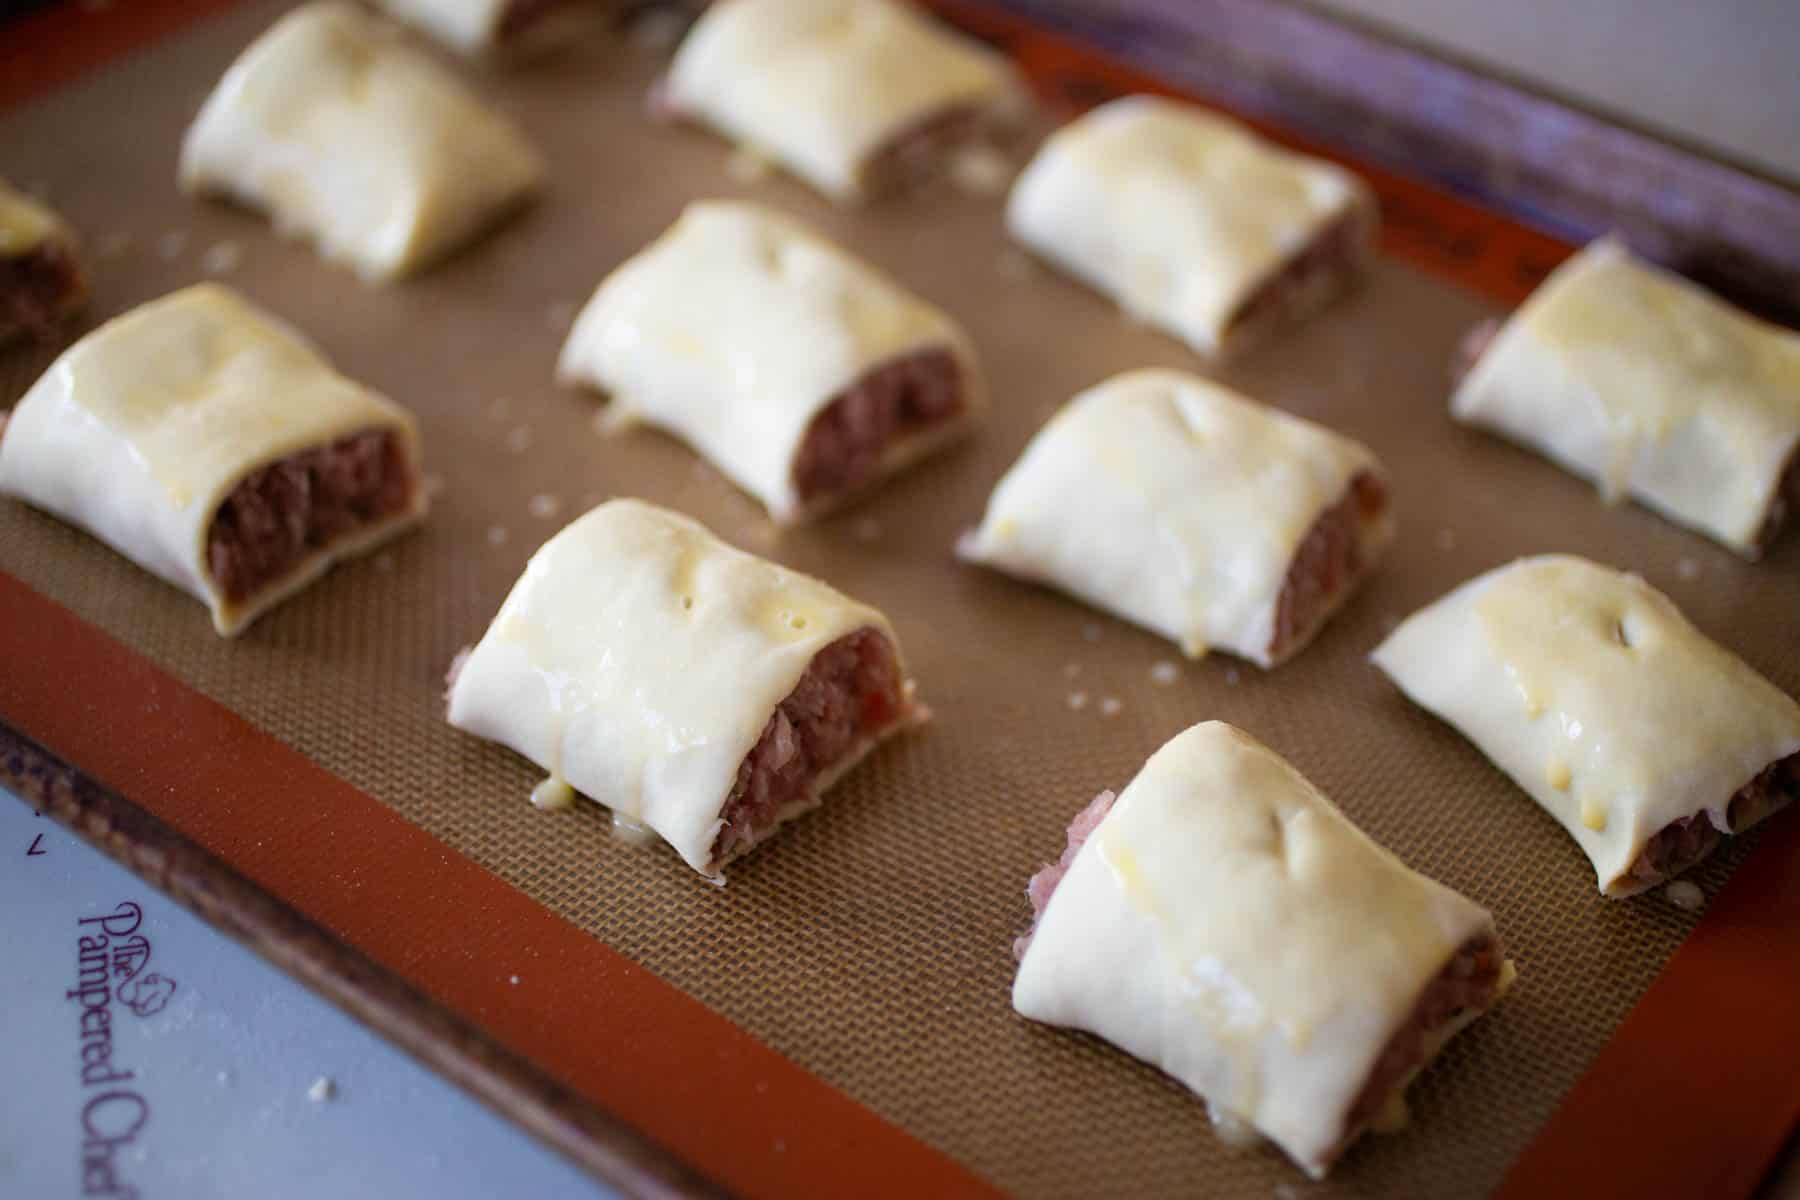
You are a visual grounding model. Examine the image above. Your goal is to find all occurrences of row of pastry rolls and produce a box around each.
[553,24,1796,1173]
[158,0,1800,559]
[3,259,1789,1187]
[0,0,1463,658]
[3,0,1796,1184]
[0,234,1475,1187]
[666,0,1797,556]
[615,0,1800,558]
[12,2,1788,635]
[32,0,1796,566]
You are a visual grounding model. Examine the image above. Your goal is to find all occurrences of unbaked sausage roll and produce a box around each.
[179,2,544,282]
[0,284,427,635]
[0,179,87,344]
[1451,238,1800,558]
[958,369,1391,667]
[558,201,982,523]
[1007,95,1377,361]
[446,499,922,878]
[1014,721,1512,1179]
[660,0,1028,201]
[1373,555,1800,896]
[370,0,598,58]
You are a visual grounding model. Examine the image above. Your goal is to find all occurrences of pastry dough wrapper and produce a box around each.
[179,1,545,282]
[446,498,917,877]
[0,284,427,635]
[558,200,982,524]
[370,0,595,55]
[959,368,1390,667]
[0,178,88,342]
[1006,95,1376,360]
[664,0,1028,200]
[1452,237,1800,556]
[0,178,70,256]
[1373,555,1800,895]
[1013,721,1509,1179]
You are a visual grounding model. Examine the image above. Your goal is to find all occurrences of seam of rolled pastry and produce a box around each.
[1450,237,1800,557]
[0,284,427,635]
[0,179,89,344]
[370,0,599,58]
[1006,95,1377,361]
[1012,721,1511,1179]
[178,2,545,282]
[1372,554,1800,896]
[445,499,922,879]
[958,368,1391,667]
[557,201,982,524]
[661,0,1029,202]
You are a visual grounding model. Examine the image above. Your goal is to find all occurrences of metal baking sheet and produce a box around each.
[3,1,1797,1195]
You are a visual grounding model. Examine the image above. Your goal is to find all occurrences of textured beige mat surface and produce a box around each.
[4,5,1797,1193]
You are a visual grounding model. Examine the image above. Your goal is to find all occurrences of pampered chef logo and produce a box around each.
[68,901,178,1199]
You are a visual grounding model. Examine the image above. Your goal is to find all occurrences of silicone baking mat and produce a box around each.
[3,2,1798,1196]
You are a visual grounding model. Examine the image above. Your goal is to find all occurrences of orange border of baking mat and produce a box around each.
[0,573,999,1199]
[0,0,244,111]
[3,1,1797,1197]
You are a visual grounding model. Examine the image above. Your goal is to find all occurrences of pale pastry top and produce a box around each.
[445,499,905,876]
[665,0,1025,200]
[369,0,514,52]
[1372,555,1800,895]
[557,201,979,523]
[0,179,68,256]
[0,284,423,634]
[178,1,544,282]
[371,0,592,54]
[959,369,1387,666]
[1014,721,1502,1179]
[1006,95,1373,358]
[1452,237,1800,555]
